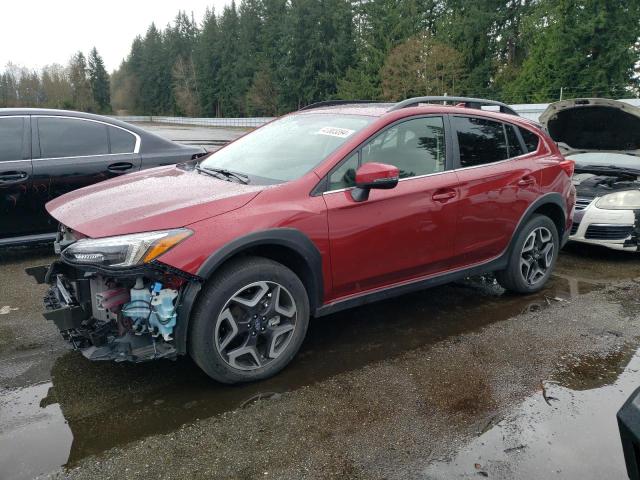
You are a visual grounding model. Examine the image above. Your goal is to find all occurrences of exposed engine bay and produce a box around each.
[27,231,198,362]
[573,172,640,197]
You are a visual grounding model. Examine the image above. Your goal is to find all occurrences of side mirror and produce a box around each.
[351,162,400,202]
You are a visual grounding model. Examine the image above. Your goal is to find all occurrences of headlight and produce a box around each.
[595,190,640,210]
[62,229,192,268]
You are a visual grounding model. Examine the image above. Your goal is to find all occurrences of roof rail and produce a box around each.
[388,96,518,116]
[299,100,381,111]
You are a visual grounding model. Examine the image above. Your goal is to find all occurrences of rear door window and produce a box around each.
[453,116,509,167]
[109,126,136,154]
[0,117,25,161]
[38,117,109,159]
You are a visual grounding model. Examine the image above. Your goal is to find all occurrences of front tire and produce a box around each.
[495,214,559,294]
[189,257,310,384]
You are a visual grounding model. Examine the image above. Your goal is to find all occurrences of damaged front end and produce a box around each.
[26,226,200,362]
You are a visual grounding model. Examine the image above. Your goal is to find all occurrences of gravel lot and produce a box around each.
[1,242,639,480]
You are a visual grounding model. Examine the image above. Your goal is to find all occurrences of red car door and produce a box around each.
[322,116,460,301]
[450,115,540,266]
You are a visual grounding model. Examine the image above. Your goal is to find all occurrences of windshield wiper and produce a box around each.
[196,165,249,184]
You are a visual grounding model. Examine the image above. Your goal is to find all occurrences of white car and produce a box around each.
[540,98,640,252]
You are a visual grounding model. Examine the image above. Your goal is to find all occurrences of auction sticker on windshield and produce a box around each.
[315,126,355,138]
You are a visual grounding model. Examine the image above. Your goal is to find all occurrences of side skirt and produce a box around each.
[314,255,508,318]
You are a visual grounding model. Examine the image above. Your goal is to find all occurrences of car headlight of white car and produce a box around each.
[595,190,640,210]
[62,229,192,268]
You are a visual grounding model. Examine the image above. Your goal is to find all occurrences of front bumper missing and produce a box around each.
[27,262,182,363]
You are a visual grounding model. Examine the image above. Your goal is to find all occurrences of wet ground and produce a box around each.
[0,243,639,479]
[138,123,248,151]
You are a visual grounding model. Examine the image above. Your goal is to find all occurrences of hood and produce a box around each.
[46,165,265,238]
[540,98,640,156]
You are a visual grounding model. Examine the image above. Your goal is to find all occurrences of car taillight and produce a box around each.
[559,159,575,177]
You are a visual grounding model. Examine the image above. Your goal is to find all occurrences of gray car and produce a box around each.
[0,109,207,246]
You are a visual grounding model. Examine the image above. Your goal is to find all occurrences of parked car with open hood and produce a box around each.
[27,97,574,384]
[0,109,207,246]
[540,98,640,251]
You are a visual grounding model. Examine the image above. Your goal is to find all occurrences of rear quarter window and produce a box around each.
[505,124,525,157]
[520,128,540,153]
[109,126,136,154]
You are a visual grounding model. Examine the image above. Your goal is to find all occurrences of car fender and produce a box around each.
[174,228,324,355]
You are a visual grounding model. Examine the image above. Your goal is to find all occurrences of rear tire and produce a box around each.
[495,214,559,294]
[189,256,310,384]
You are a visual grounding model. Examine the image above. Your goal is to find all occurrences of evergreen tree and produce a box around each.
[165,11,199,114]
[337,0,430,99]
[288,0,355,107]
[217,2,242,115]
[194,7,221,116]
[503,0,640,102]
[139,24,172,114]
[237,0,264,112]
[259,0,289,112]
[88,47,111,113]
[68,52,93,110]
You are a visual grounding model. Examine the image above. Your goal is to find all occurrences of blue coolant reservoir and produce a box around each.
[149,286,178,341]
[121,279,178,341]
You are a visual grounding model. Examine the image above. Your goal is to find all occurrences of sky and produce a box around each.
[1,0,231,72]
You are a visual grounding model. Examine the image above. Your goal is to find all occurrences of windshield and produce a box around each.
[199,113,374,183]
[568,152,640,171]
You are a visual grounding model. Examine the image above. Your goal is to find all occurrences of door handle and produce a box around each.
[517,176,536,187]
[432,189,457,202]
[0,171,28,184]
[108,162,134,173]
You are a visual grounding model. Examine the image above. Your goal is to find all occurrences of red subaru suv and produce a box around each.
[28,97,575,384]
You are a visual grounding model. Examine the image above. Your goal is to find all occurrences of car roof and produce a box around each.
[297,103,395,116]
[296,101,541,131]
[0,107,198,151]
[0,108,145,132]
[1,107,121,122]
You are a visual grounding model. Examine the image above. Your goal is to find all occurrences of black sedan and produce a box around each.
[0,109,207,245]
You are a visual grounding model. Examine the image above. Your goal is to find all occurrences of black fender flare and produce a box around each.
[174,228,324,355]
[505,192,568,257]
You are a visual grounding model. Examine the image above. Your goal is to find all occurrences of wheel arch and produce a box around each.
[506,193,567,256]
[174,228,324,355]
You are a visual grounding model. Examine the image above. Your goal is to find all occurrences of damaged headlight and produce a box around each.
[596,190,640,210]
[61,229,192,268]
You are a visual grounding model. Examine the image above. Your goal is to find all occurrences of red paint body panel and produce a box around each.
[452,156,539,265]
[323,172,459,299]
[47,103,574,310]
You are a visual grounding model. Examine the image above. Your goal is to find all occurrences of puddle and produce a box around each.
[0,383,73,480]
[423,344,640,479]
[0,247,636,479]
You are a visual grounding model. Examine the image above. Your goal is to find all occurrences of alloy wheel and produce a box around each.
[214,281,298,371]
[520,226,554,286]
